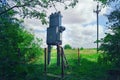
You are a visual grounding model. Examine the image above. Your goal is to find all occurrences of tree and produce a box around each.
[64,44,72,49]
[0,0,78,24]
[99,5,120,68]
[0,7,43,80]
[80,47,84,50]
[97,0,120,4]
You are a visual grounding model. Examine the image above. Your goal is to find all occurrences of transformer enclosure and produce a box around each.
[47,12,65,45]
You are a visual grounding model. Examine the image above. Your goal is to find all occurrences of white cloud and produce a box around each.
[23,0,108,48]
[62,0,96,25]
[62,24,105,48]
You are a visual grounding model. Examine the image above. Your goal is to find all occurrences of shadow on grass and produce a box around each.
[63,58,109,80]
[2,58,111,80]
[0,63,45,80]
[24,58,110,80]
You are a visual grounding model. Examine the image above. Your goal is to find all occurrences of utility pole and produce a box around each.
[94,2,101,53]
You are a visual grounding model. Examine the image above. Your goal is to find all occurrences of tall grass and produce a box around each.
[32,48,110,80]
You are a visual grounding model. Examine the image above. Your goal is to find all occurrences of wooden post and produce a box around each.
[48,45,51,65]
[44,48,47,74]
[78,48,80,64]
[63,51,68,67]
[61,47,64,79]
[57,45,60,66]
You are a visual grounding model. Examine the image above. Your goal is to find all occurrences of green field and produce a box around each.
[31,49,111,80]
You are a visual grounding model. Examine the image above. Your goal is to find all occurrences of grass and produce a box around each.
[32,48,111,80]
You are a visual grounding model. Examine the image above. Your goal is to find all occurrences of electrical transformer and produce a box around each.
[47,11,65,45]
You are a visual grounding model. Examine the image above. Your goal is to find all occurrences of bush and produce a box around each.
[64,44,72,49]
[80,47,84,50]
[99,5,120,69]
[0,11,43,80]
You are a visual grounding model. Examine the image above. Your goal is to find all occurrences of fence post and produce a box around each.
[78,48,80,64]
[61,47,64,79]
[48,45,51,65]
[57,45,60,66]
[44,48,47,74]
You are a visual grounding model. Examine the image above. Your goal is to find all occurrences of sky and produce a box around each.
[24,0,111,48]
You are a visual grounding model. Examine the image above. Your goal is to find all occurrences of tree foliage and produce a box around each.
[99,5,120,68]
[0,7,43,80]
[0,0,78,24]
[97,0,120,4]
[80,47,84,50]
[64,44,72,49]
